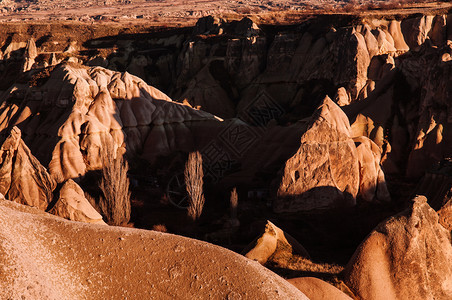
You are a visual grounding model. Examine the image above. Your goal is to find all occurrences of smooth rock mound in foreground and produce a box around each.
[343,195,452,300]
[0,200,307,299]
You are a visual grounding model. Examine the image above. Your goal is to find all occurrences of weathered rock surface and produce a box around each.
[0,12,450,181]
[354,136,390,203]
[0,199,308,299]
[276,97,389,212]
[288,277,352,300]
[276,96,360,212]
[243,220,309,265]
[414,159,452,231]
[0,126,105,225]
[48,179,107,225]
[0,63,218,183]
[343,196,452,300]
[0,126,55,210]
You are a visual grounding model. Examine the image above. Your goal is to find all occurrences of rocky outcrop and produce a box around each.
[288,277,352,300]
[243,220,309,265]
[0,127,55,210]
[0,63,218,183]
[276,97,389,212]
[177,65,235,118]
[354,136,390,202]
[276,96,360,212]
[438,198,452,231]
[343,196,452,300]
[0,126,106,225]
[414,159,452,231]
[0,13,450,180]
[0,199,308,299]
[48,179,107,225]
[22,38,37,72]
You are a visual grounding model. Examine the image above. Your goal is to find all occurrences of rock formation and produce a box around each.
[0,63,218,183]
[354,136,390,202]
[0,126,106,225]
[243,220,310,265]
[288,277,353,300]
[48,179,107,225]
[0,199,308,299]
[343,196,452,300]
[22,38,37,72]
[0,12,450,181]
[276,96,389,212]
[0,127,55,210]
[414,158,452,231]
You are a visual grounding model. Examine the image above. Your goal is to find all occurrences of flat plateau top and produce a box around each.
[0,1,450,27]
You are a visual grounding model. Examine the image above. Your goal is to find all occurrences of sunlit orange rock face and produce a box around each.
[343,196,452,300]
[0,63,217,184]
[0,127,106,224]
[276,96,389,212]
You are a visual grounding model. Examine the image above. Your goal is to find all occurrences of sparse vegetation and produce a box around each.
[99,142,131,226]
[230,187,238,219]
[185,151,205,221]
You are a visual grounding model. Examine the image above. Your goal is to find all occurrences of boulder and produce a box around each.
[343,196,452,300]
[288,277,353,300]
[48,179,107,225]
[276,96,360,212]
[243,220,309,265]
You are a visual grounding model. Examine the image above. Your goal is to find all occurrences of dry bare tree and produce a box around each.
[230,187,238,220]
[99,141,131,226]
[185,151,205,221]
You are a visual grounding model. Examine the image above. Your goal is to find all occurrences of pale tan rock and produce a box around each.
[343,196,452,300]
[276,96,360,212]
[288,277,352,300]
[388,20,410,52]
[0,63,218,183]
[354,136,390,203]
[0,127,56,210]
[3,40,26,59]
[22,38,38,71]
[49,53,60,66]
[48,179,106,225]
[0,199,308,299]
[375,29,396,54]
[243,220,309,265]
[334,87,350,106]
[49,137,86,183]
[362,25,379,58]
[438,197,452,231]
